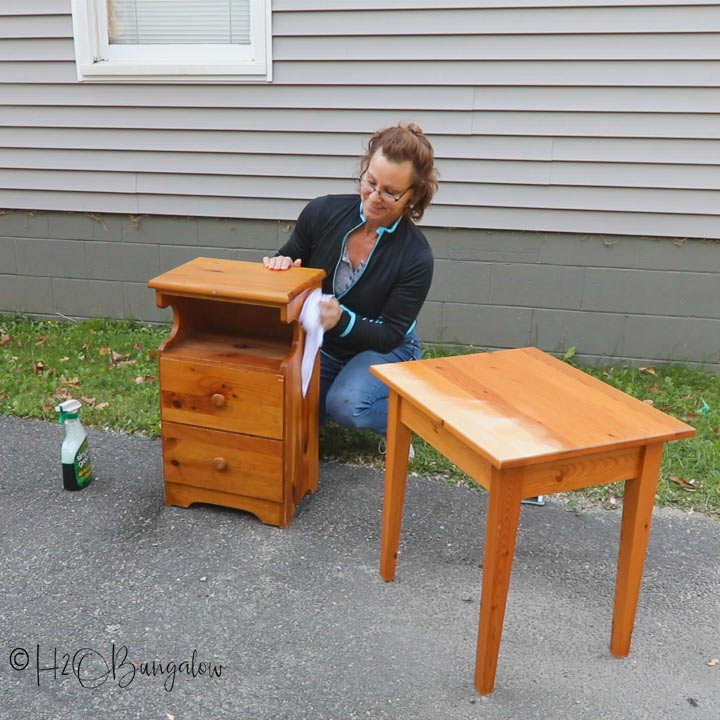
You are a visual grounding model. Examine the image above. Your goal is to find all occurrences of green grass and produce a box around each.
[2,315,719,517]
[0,315,165,435]
[571,362,720,516]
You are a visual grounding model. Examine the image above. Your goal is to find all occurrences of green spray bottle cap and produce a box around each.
[55,398,82,423]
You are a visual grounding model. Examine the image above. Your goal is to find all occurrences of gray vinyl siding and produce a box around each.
[1,1,719,369]
[2,2,720,238]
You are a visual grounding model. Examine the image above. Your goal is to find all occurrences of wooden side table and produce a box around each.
[370,347,696,693]
[148,257,326,528]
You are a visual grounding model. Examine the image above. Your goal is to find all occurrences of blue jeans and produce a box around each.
[320,333,421,436]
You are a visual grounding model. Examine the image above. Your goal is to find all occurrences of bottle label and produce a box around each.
[74,439,93,488]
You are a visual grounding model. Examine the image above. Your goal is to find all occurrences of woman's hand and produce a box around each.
[262,255,302,271]
[319,297,343,331]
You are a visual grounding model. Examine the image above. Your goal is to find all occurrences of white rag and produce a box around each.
[299,288,333,397]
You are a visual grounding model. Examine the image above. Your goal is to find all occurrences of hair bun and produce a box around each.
[405,122,424,137]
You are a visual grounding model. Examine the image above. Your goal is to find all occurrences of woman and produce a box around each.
[263,123,438,441]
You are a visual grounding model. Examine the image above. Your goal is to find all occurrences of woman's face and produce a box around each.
[360,150,415,228]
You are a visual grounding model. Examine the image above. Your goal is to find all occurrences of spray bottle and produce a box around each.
[55,398,94,491]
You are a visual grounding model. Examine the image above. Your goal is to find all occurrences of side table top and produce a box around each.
[371,347,696,469]
[148,257,326,307]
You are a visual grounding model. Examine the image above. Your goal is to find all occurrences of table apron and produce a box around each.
[508,445,645,498]
[399,398,493,488]
[399,396,645,498]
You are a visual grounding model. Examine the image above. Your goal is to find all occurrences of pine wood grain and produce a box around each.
[162,421,283,502]
[379,392,413,582]
[148,256,325,309]
[373,347,697,695]
[164,482,285,528]
[159,356,284,439]
[163,332,289,372]
[149,257,324,528]
[371,347,695,469]
[611,442,664,657]
[474,466,523,694]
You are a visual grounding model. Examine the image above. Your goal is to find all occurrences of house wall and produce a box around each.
[1,210,718,370]
[0,1,719,367]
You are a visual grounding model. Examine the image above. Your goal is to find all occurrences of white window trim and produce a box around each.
[70,0,272,83]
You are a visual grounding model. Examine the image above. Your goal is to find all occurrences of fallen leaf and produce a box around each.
[0,334,13,346]
[113,359,137,368]
[111,350,130,363]
[98,347,112,356]
[668,475,698,491]
[148,350,157,361]
[35,335,49,347]
[81,396,97,406]
[0,392,8,400]
[43,404,53,411]
[708,658,719,667]
[643,399,654,405]
[687,697,699,707]
[648,385,660,393]
[639,367,657,376]
[684,412,701,421]
[134,375,154,384]
[53,387,70,400]
[95,402,110,410]
[33,361,45,375]
[59,356,70,363]
[82,343,91,350]
[61,376,80,386]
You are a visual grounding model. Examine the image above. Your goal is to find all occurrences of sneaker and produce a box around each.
[521,495,546,506]
[378,437,415,460]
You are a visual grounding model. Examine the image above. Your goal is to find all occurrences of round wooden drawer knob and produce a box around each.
[214,457,228,471]
[211,393,226,408]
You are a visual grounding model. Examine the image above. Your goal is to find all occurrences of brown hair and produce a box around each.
[359,123,438,222]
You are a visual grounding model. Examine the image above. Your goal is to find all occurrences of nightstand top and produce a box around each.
[148,257,326,307]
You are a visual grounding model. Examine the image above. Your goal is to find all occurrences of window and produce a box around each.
[71,0,271,82]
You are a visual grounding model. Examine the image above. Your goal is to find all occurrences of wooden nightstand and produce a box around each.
[148,257,326,528]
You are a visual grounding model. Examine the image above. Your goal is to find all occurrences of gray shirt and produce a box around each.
[334,244,368,296]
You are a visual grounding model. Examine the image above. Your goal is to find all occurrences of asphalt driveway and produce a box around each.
[0,415,718,720]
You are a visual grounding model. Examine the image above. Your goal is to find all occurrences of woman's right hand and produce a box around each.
[262,255,302,271]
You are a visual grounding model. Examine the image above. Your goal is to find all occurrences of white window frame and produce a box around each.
[70,0,272,83]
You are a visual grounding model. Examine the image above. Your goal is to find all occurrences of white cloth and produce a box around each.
[299,288,333,397]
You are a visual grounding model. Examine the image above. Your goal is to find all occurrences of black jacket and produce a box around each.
[277,194,434,362]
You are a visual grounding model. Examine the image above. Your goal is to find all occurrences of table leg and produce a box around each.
[380,391,412,582]
[610,442,664,657]
[474,469,523,694]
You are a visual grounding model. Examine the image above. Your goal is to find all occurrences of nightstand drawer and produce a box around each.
[160,356,284,439]
[162,422,283,503]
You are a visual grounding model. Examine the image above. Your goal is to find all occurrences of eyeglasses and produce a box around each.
[360,174,412,203]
